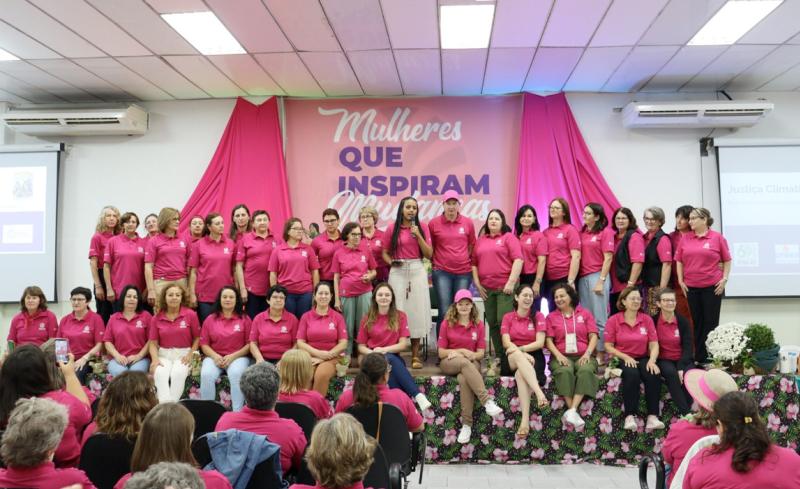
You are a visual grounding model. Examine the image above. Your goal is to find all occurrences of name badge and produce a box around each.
[565,333,578,354]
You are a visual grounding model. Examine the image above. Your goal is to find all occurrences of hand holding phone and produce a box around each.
[54,338,69,364]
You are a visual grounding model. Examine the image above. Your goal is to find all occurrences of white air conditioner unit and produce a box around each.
[1,104,148,136]
[622,100,773,129]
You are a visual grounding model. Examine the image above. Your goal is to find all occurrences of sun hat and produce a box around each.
[684,369,738,411]
[453,289,473,303]
[441,190,461,203]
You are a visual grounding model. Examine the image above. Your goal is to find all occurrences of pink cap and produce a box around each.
[442,190,461,203]
[453,289,473,303]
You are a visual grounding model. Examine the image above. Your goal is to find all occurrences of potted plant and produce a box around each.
[744,323,780,373]
[335,354,350,377]
[741,353,757,376]
[706,322,749,370]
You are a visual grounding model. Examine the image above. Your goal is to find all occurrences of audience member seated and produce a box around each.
[249,285,298,364]
[215,361,307,473]
[335,353,424,432]
[114,403,232,489]
[58,286,105,383]
[0,398,96,489]
[652,287,693,415]
[104,285,152,377]
[7,285,58,349]
[278,349,333,419]
[684,391,800,489]
[0,345,91,468]
[40,338,97,405]
[289,413,376,489]
[81,371,157,445]
[123,462,204,489]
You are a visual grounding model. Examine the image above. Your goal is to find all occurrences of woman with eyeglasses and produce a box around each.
[58,286,105,383]
[235,209,278,319]
[250,285,298,364]
[609,207,644,315]
[642,206,673,315]
[542,198,581,307]
[359,206,388,283]
[269,217,320,318]
[312,208,343,283]
[652,287,692,415]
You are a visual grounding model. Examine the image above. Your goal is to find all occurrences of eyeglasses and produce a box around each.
[70,297,87,303]
[659,299,676,303]
[349,233,362,237]
[323,219,338,224]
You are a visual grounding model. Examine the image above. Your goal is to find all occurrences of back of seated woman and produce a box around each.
[278,348,333,419]
[81,370,158,445]
[334,352,423,432]
[684,391,800,489]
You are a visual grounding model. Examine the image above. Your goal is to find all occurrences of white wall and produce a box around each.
[1,92,798,347]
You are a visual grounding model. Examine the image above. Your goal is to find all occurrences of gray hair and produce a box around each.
[1,397,67,467]
[644,206,665,226]
[240,361,280,410]
[124,461,204,489]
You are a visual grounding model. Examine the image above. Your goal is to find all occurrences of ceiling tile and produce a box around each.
[163,55,246,97]
[540,0,611,47]
[144,0,206,13]
[563,46,629,91]
[86,0,197,55]
[602,45,678,92]
[264,0,340,51]
[74,57,172,100]
[523,47,583,92]
[380,0,438,49]
[639,0,726,45]
[642,45,726,92]
[253,52,324,97]
[726,45,800,91]
[0,87,31,103]
[0,71,63,102]
[299,52,362,96]
[441,49,486,95]
[738,0,800,44]
[205,0,292,53]
[29,0,151,56]
[29,59,133,100]
[208,54,284,96]
[483,47,534,94]
[322,0,390,51]
[348,50,402,96]
[0,59,99,102]
[491,0,552,48]
[590,0,668,47]
[393,48,440,95]
[0,19,61,59]
[681,45,777,91]
[116,56,207,98]
[759,63,800,91]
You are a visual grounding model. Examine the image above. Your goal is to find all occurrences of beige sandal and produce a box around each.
[411,357,423,369]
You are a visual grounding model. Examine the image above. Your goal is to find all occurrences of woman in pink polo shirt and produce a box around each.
[312,208,343,283]
[89,205,121,324]
[604,287,664,431]
[438,290,503,444]
[278,349,333,419]
[542,198,581,310]
[297,282,348,395]
[7,285,57,349]
[514,204,548,312]
[148,283,201,403]
[501,283,548,437]
[359,205,388,283]
[103,211,146,310]
[670,205,695,330]
[684,391,800,489]
[186,215,206,243]
[335,353,424,432]
[199,286,253,411]
[188,213,236,324]
[357,282,432,411]
[229,203,251,242]
[472,208,523,376]
[642,206,673,315]
[58,286,105,383]
[652,287,692,414]
[144,207,190,310]
[104,285,152,377]
[676,207,732,365]
[250,285,298,363]
[269,217,320,318]
[609,207,645,315]
[333,222,377,361]
[236,209,278,319]
[382,196,433,370]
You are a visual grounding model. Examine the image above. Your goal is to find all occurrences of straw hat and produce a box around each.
[684,369,738,411]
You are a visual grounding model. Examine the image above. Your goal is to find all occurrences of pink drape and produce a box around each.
[515,92,620,223]
[180,97,292,235]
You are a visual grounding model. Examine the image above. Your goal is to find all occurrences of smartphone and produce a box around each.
[54,338,69,364]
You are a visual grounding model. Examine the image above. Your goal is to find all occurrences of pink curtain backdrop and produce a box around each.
[516,92,620,224]
[179,97,292,235]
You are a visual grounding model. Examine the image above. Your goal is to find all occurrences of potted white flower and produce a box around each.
[706,322,749,370]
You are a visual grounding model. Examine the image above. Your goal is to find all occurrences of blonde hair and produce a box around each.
[130,403,197,472]
[306,413,376,489]
[444,299,480,327]
[358,206,379,223]
[279,349,313,395]
[96,205,121,233]
[157,207,180,234]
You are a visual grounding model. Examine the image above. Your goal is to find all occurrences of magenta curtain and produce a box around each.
[180,97,292,235]
[515,92,620,223]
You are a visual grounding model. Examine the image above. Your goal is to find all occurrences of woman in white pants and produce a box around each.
[148,283,200,402]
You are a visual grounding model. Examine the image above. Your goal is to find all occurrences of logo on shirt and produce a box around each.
[329,322,335,330]
[272,242,277,248]
[526,238,532,245]
[233,323,241,332]
[301,251,308,257]
[280,326,288,334]
[459,227,465,234]
[557,233,564,239]
[180,241,186,248]
[471,332,478,341]
[703,243,710,249]
[375,239,382,246]
[495,239,503,246]
[135,320,144,328]
[38,322,46,331]
[179,320,187,329]
[360,255,366,262]
[674,329,680,338]
[640,327,647,335]
[223,247,230,254]
[527,322,534,330]
[82,325,91,334]
[577,316,585,324]
[137,246,145,253]
[591,236,598,242]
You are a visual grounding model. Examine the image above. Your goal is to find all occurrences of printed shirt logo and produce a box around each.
[280,326,288,334]
[301,250,308,257]
[272,241,277,248]
[495,239,503,245]
[138,246,145,253]
[674,329,680,337]
[459,227,465,234]
[640,327,647,335]
[526,238,532,244]
[38,322,46,330]
[471,332,478,341]
[233,323,241,332]
[180,241,186,248]
[557,233,564,239]
[577,316,585,323]
[375,239,382,246]
[527,322,534,330]
[329,322,336,330]
[135,320,144,328]
[360,255,366,262]
[703,243,710,249]
[82,325,91,334]
[591,236,598,242]
[224,247,230,254]
[180,320,187,329]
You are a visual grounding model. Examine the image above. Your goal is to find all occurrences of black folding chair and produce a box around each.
[180,399,227,440]
[638,452,666,489]
[79,433,136,489]
[275,401,317,442]
[364,444,402,489]
[193,433,286,489]
[91,397,101,419]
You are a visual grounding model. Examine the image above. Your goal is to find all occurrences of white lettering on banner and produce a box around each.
[318,107,462,145]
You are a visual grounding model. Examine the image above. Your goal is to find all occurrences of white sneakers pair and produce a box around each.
[624,414,665,430]
[457,399,503,444]
[415,393,432,412]
[562,408,585,429]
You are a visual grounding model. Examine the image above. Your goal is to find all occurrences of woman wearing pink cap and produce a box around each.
[103,212,146,310]
[144,207,190,311]
[358,206,388,283]
[269,217,320,318]
[609,207,645,315]
[296,282,348,395]
[542,198,581,309]
[236,210,278,319]
[312,208,343,283]
[188,213,236,324]
[514,204,548,312]
[89,205,121,324]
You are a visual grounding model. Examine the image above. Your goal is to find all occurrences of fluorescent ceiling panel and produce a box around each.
[162,12,245,55]
[440,4,495,49]
[688,0,783,45]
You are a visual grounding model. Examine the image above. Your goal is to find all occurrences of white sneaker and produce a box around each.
[415,393,432,412]
[457,425,472,444]
[624,415,637,431]
[484,399,502,417]
[566,409,585,429]
[646,416,665,430]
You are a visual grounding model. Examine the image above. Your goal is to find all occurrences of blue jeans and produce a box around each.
[107,358,151,377]
[432,269,472,336]
[245,294,268,319]
[577,272,610,351]
[285,292,312,319]
[385,353,420,398]
[198,302,215,325]
[200,356,252,411]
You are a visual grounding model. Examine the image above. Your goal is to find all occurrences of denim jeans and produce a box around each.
[385,353,421,397]
[285,292,312,319]
[432,269,472,336]
[107,358,151,377]
[200,356,252,411]
[577,272,610,350]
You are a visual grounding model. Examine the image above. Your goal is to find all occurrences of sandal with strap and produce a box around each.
[411,357,423,369]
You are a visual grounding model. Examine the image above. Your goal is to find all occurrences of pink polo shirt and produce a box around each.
[675,229,731,288]
[500,310,546,345]
[357,311,410,349]
[104,311,152,356]
[104,233,146,293]
[268,243,320,294]
[362,228,388,280]
[250,309,298,360]
[0,462,96,489]
[89,231,114,268]
[471,232,523,290]
[655,314,682,362]
[545,306,598,357]
[644,230,673,264]
[382,222,432,260]
[200,313,251,355]
[144,233,190,281]
[335,384,423,431]
[610,231,645,293]
[579,227,615,277]
[297,309,347,351]
[519,229,549,275]
[543,224,581,280]
[8,309,58,346]
[149,307,200,348]
[437,320,485,352]
[604,311,657,358]
[215,407,307,472]
[41,389,91,468]
[115,469,232,489]
[662,420,717,486]
[312,234,343,281]
[279,390,333,419]
[685,445,800,489]
[669,230,688,284]
[188,236,236,303]
[428,213,475,274]
[332,246,377,297]
[58,310,104,359]
[236,231,278,296]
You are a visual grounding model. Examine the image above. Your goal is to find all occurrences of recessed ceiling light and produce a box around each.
[688,0,783,46]
[0,48,19,61]
[440,4,496,49]
[161,11,245,55]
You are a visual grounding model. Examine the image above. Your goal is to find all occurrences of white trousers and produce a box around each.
[154,347,191,403]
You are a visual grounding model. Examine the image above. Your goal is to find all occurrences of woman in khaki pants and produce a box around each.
[296,282,348,395]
